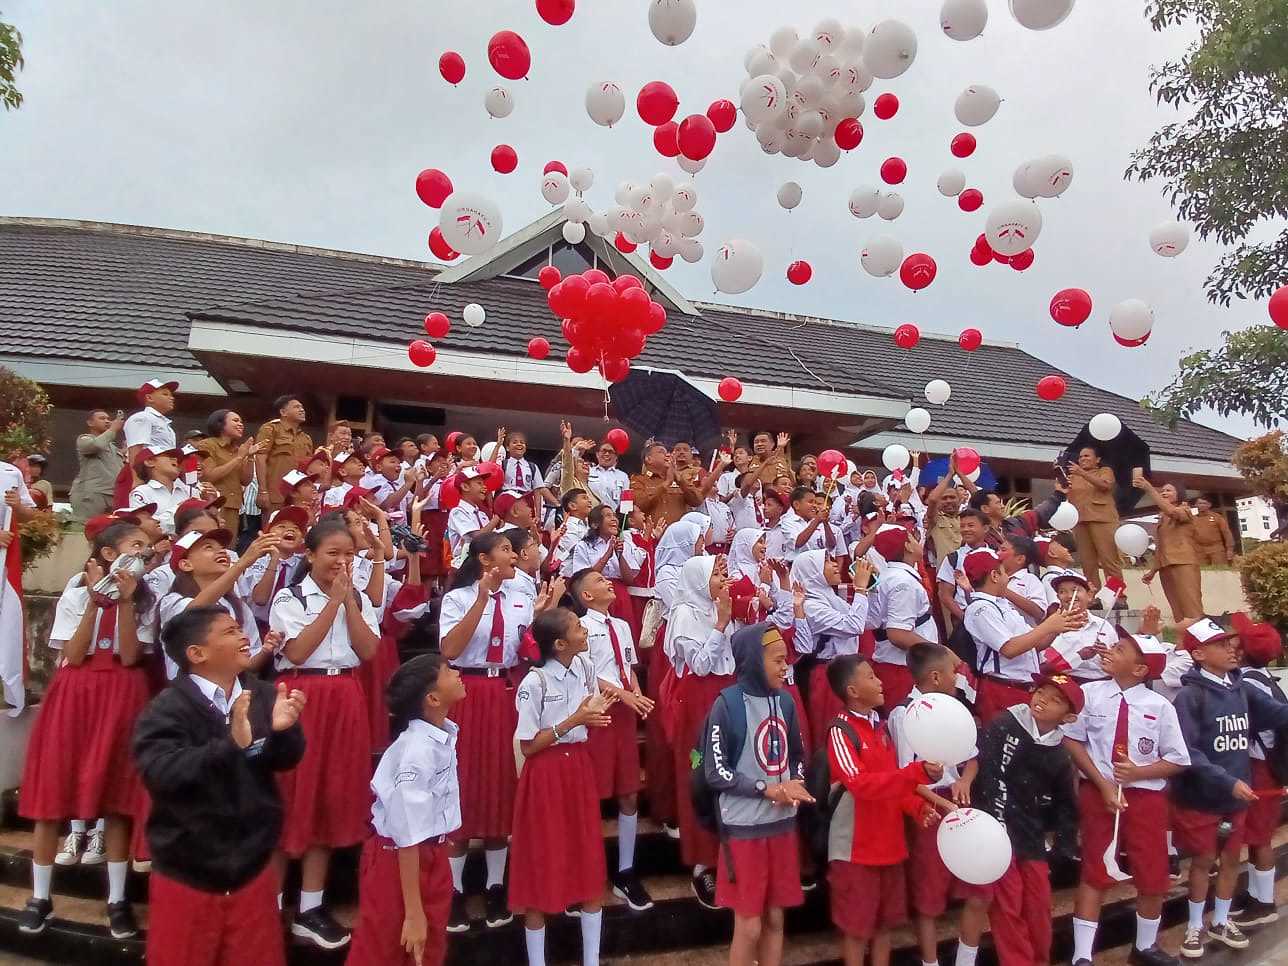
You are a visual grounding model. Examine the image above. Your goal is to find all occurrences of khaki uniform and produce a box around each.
[753,452,794,488]
[631,469,702,526]
[255,420,313,510]
[1067,466,1122,588]
[1191,510,1234,565]
[197,436,245,534]
[1155,509,1203,620]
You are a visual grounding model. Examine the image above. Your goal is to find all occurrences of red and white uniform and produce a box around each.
[964,592,1040,722]
[1006,569,1049,628]
[129,478,199,535]
[581,608,642,800]
[445,500,492,567]
[0,461,35,714]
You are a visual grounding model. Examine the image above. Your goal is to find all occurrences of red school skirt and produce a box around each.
[673,671,736,868]
[357,632,401,754]
[447,671,519,841]
[19,655,149,822]
[274,670,372,856]
[509,743,606,914]
[644,630,676,825]
[347,835,452,966]
[421,510,449,579]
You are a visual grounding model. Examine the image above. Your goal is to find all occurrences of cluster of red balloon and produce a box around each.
[969,233,1034,271]
[438,29,530,88]
[540,266,667,382]
[416,169,463,262]
[639,81,730,163]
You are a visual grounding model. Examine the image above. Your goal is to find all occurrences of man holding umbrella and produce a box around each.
[1065,446,1122,594]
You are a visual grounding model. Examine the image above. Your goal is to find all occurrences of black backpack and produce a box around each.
[949,598,1007,676]
[800,716,863,862]
[1244,669,1288,785]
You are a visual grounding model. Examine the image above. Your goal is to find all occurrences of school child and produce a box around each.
[778,486,838,562]
[1037,570,1118,681]
[692,622,808,966]
[117,378,179,507]
[438,532,534,931]
[498,428,559,516]
[871,525,938,711]
[588,438,631,512]
[1064,628,1190,966]
[511,607,615,966]
[973,674,1082,966]
[131,606,306,966]
[886,644,985,966]
[241,506,310,628]
[726,527,788,628]
[130,446,200,534]
[18,521,157,938]
[570,504,642,624]
[323,451,367,510]
[347,655,466,966]
[622,506,659,644]
[935,510,990,632]
[998,535,1050,626]
[551,488,594,575]
[144,498,229,601]
[824,654,939,966]
[445,466,501,568]
[1171,616,1288,957]
[364,445,418,514]
[279,468,322,522]
[502,527,549,608]
[268,517,382,950]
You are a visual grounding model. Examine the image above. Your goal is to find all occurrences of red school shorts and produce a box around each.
[908,820,991,917]
[715,831,803,917]
[828,861,908,939]
[1245,758,1284,849]
[146,862,285,966]
[587,700,642,800]
[1078,782,1170,895]
[1172,803,1247,859]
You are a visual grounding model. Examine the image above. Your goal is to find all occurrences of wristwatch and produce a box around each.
[755,780,767,796]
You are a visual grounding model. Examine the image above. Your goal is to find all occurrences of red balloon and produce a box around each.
[567,346,595,373]
[415,168,453,208]
[969,247,991,267]
[958,188,983,212]
[1050,288,1093,328]
[614,232,638,253]
[605,428,630,455]
[477,461,505,493]
[992,249,1013,265]
[880,157,907,185]
[535,0,574,25]
[582,268,610,287]
[561,274,590,313]
[787,260,812,285]
[873,93,899,120]
[899,254,937,292]
[527,337,551,360]
[834,117,864,150]
[439,475,462,510]
[653,122,680,158]
[560,317,584,344]
[643,301,667,334]
[490,144,518,174]
[487,30,530,80]
[677,114,717,161]
[543,160,568,176]
[612,275,643,293]
[612,327,646,359]
[424,312,451,338]
[893,323,921,350]
[718,377,743,402]
[600,356,631,382]
[619,287,651,327]
[438,52,465,85]
[954,447,981,476]
[1269,285,1288,329]
[958,328,983,351]
[706,99,737,133]
[1010,249,1035,271]
[649,250,673,270]
[408,340,437,367]
[1114,332,1151,348]
[1036,375,1067,401]
[637,81,679,126]
[537,265,561,290]
[586,282,618,320]
[817,449,847,481]
[427,227,459,261]
[950,133,977,158]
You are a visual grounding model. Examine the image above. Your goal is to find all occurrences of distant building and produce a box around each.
[1237,496,1280,543]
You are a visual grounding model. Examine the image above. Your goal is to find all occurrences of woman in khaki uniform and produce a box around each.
[1191,495,1235,565]
[1066,445,1122,591]
[1134,476,1204,620]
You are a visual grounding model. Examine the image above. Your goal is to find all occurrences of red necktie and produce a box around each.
[486,592,506,665]
[514,458,525,489]
[273,562,290,596]
[605,618,630,686]
[1112,696,1130,764]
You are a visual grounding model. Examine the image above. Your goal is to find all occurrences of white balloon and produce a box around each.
[941,0,988,40]
[1012,162,1041,199]
[541,171,571,206]
[839,25,866,57]
[462,303,486,327]
[881,444,911,473]
[484,86,514,119]
[793,74,826,109]
[652,229,679,258]
[861,235,903,277]
[1031,153,1074,197]
[747,48,778,78]
[671,183,698,212]
[1049,502,1080,531]
[827,88,865,118]
[797,111,824,138]
[925,379,952,405]
[769,25,798,57]
[616,208,644,237]
[1109,299,1155,341]
[903,692,977,764]
[984,200,1043,256]
[811,53,839,80]
[812,139,841,168]
[1115,524,1151,558]
[938,168,967,197]
[650,173,675,203]
[863,19,918,79]
[937,809,1013,886]
[1089,412,1123,441]
[839,60,873,92]
[789,39,821,74]
[570,167,595,193]
[1010,0,1075,30]
[741,74,788,124]
[812,17,846,50]
[627,186,654,211]
[648,0,697,45]
[777,181,803,210]
[438,192,503,256]
[905,407,932,434]
[587,212,610,237]
[479,442,501,462]
[711,239,765,295]
[562,197,591,223]
[877,191,905,221]
[675,210,704,237]
[849,186,880,219]
[678,237,704,263]
[614,181,635,206]
[585,82,625,127]
[1149,221,1190,257]
[955,84,1001,126]
[561,221,586,244]
[677,155,706,174]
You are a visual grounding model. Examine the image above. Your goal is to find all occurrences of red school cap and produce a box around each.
[85,514,134,541]
[1049,569,1091,592]
[1180,616,1238,653]
[493,492,519,519]
[330,450,365,476]
[962,547,1003,585]
[169,528,233,569]
[266,506,311,533]
[1114,625,1168,680]
[176,495,225,515]
[133,446,183,470]
[365,445,395,466]
[278,469,320,498]
[1032,672,1085,715]
[871,524,911,562]
[136,378,179,404]
[1232,612,1283,668]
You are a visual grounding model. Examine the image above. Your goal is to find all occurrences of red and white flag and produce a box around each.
[0,505,25,715]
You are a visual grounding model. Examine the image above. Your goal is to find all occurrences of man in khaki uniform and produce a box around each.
[1191,495,1235,564]
[750,431,794,487]
[255,395,313,512]
[631,442,702,526]
[1065,445,1122,592]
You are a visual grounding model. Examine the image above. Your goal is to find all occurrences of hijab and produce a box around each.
[789,549,847,614]
[654,512,709,569]
[727,527,765,584]
[662,555,719,661]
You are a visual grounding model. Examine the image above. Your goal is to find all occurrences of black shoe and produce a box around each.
[447,891,471,933]
[691,869,718,910]
[291,907,350,950]
[1207,921,1249,950]
[1073,961,1092,966]
[484,884,513,928]
[801,875,819,893]
[1169,854,1183,880]
[1129,945,1180,966]
[612,869,655,911]
[564,903,583,918]
[1232,897,1279,928]
[107,900,139,940]
[18,897,52,935]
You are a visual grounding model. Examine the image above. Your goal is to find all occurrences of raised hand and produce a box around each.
[271,681,307,731]
[775,432,790,449]
[329,565,351,603]
[229,690,253,748]
[113,569,138,600]
[478,564,506,595]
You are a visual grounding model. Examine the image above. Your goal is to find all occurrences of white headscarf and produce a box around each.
[662,555,719,662]
[654,513,709,569]
[727,527,765,583]
[789,549,847,614]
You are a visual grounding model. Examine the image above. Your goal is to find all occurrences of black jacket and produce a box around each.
[132,673,305,892]
[973,706,1078,862]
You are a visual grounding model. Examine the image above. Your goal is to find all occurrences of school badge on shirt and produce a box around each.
[1137,737,1155,756]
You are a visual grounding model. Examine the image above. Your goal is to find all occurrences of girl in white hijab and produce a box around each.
[727,527,792,629]
[652,512,711,616]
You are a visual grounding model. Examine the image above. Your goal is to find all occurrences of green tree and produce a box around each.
[1143,325,1288,428]
[0,14,21,111]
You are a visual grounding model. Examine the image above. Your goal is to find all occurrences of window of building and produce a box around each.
[504,242,600,280]
[1263,516,1272,529]
[1241,520,1249,533]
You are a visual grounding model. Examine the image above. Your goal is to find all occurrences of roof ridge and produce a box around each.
[188,277,448,316]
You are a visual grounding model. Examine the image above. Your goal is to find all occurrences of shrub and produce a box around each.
[18,511,62,571]
[0,365,52,463]
[1240,541,1288,635]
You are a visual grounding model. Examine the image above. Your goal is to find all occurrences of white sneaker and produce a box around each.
[54,831,84,867]
[80,829,106,866]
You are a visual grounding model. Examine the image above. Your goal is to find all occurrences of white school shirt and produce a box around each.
[129,478,199,535]
[1006,569,1049,627]
[587,465,629,510]
[1063,679,1190,791]
[237,553,304,622]
[888,687,976,790]
[551,515,590,576]
[0,461,35,513]
[123,406,176,452]
[778,510,838,562]
[503,569,539,608]
[673,627,736,677]
[48,575,158,652]
[1042,616,1116,681]
[500,456,546,496]
[873,562,938,666]
[269,575,379,670]
[370,718,462,846]
[438,583,532,670]
[189,673,243,718]
[795,593,870,660]
[729,487,766,531]
[159,591,262,679]
[569,536,644,581]
[515,655,598,744]
[580,608,637,691]
[322,482,353,510]
[446,500,492,564]
[1155,642,1194,704]
[964,592,1040,682]
[936,547,972,611]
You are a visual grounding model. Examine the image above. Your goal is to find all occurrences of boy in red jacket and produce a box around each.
[824,654,941,966]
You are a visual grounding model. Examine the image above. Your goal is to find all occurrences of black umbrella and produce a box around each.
[1062,422,1152,515]
[609,368,721,449]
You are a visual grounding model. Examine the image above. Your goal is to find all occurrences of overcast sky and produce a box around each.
[0,0,1277,440]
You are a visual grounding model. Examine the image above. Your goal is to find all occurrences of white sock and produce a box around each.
[955,942,978,966]
[93,818,105,833]
[924,961,939,966]
[1167,830,1177,856]
[693,864,707,877]
[70,820,86,835]
[449,854,467,893]
[31,862,52,901]
[525,925,547,966]
[1188,900,1206,930]
[1136,914,1160,951]
[1072,917,1097,963]
[1213,896,1231,926]
[277,892,283,910]
[1251,868,1276,904]
[580,909,602,966]
[485,848,508,889]
[617,812,637,873]
[299,889,323,914]
[107,861,128,904]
